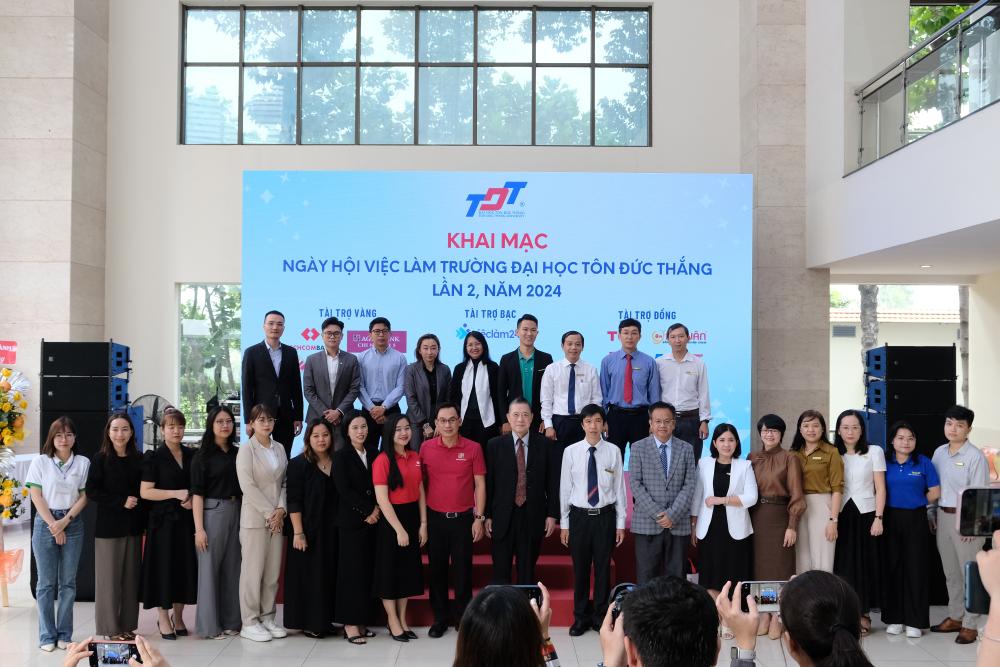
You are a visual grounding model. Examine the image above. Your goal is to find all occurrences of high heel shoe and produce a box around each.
[170,613,188,637]
[159,618,176,641]
[403,630,418,640]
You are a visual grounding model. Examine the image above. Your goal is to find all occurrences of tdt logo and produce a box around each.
[465,181,527,217]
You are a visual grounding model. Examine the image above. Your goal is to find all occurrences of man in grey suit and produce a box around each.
[302,316,360,450]
[629,401,697,583]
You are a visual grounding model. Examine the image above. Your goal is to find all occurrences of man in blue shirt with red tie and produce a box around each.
[600,318,661,465]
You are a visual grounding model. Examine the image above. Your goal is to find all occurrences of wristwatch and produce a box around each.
[731,646,756,661]
[474,514,486,521]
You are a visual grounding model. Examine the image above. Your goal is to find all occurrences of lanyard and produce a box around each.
[51,455,76,480]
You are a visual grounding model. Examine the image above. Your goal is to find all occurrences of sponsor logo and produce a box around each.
[456,324,470,339]
[650,331,664,345]
[300,327,320,341]
[0,340,16,364]
[347,330,408,353]
[455,324,517,340]
[465,181,527,218]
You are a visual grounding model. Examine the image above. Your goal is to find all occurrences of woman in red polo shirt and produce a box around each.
[373,413,427,642]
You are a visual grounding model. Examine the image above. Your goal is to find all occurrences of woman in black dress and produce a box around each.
[450,330,501,447]
[332,412,381,644]
[691,424,757,614]
[139,408,197,639]
[284,419,340,638]
[373,414,427,641]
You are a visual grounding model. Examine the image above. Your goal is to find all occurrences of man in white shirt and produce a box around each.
[541,330,602,461]
[559,403,626,636]
[302,316,361,450]
[655,323,711,459]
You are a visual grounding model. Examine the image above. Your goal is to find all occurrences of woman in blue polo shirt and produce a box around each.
[881,420,940,639]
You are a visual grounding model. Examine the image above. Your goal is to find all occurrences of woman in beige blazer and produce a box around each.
[235,404,288,643]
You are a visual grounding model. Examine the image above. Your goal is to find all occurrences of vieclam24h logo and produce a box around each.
[465,181,527,218]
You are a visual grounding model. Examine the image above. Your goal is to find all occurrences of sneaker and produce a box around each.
[56,640,69,650]
[261,618,287,639]
[223,629,240,636]
[240,624,272,642]
[905,626,922,638]
[886,624,904,635]
[40,644,55,653]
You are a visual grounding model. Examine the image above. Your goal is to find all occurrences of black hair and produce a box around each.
[462,330,492,363]
[621,576,718,667]
[944,404,975,426]
[618,317,642,333]
[263,310,285,322]
[666,322,690,337]
[321,316,344,332]
[756,413,787,438]
[99,411,140,460]
[341,410,368,444]
[302,418,334,464]
[369,316,391,331]
[648,401,677,418]
[381,413,412,491]
[709,423,742,458]
[414,333,442,363]
[833,409,870,456]
[41,416,77,458]
[516,313,538,328]
[453,586,544,667]
[580,403,606,422]
[790,409,831,452]
[435,401,461,420]
[779,571,875,667]
[561,330,585,346]
[195,405,238,464]
[888,420,920,464]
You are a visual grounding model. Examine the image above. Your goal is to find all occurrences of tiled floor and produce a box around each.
[0,524,987,666]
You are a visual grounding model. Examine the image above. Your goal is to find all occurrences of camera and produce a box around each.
[609,582,637,626]
[87,641,141,666]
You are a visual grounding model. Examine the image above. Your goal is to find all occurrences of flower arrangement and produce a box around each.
[0,367,30,521]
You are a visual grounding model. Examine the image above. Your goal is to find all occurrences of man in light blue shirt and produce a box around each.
[600,318,661,463]
[357,316,407,452]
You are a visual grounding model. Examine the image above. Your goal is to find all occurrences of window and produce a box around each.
[178,284,242,431]
[181,6,650,146]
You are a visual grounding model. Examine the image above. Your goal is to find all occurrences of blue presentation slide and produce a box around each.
[242,171,752,454]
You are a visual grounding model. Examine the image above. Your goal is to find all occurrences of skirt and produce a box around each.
[335,522,377,625]
[833,500,882,612]
[749,502,796,581]
[284,521,339,634]
[698,507,753,592]
[140,509,198,609]
[373,501,424,600]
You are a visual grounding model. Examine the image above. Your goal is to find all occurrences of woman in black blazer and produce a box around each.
[449,330,501,447]
[332,412,381,644]
[403,333,452,451]
[284,419,339,638]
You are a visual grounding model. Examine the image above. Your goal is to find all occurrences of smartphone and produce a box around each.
[740,581,787,613]
[88,641,141,666]
[484,584,543,607]
[959,487,1000,537]
[965,561,992,615]
[609,582,637,626]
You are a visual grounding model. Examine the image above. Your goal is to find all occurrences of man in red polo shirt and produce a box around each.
[419,401,487,638]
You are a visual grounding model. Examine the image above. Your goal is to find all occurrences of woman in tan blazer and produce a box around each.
[235,404,288,643]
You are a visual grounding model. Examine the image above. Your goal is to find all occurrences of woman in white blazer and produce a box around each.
[690,423,758,601]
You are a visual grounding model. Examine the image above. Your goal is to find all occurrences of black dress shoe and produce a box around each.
[428,623,448,638]
[391,631,409,642]
[569,622,590,637]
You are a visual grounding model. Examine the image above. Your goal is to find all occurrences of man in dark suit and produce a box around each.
[302,316,361,450]
[241,310,303,456]
[497,314,553,434]
[485,398,559,585]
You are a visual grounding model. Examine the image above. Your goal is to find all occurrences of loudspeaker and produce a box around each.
[41,341,130,377]
[40,376,128,412]
[866,379,956,415]
[865,345,956,381]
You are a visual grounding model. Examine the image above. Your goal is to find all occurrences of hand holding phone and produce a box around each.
[740,581,787,613]
[87,640,141,666]
[959,487,1000,537]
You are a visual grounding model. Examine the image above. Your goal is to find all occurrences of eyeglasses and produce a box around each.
[370,329,390,335]
[254,417,276,424]
[323,331,343,338]
[54,432,76,439]
[760,428,782,436]
[215,419,234,426]
[437,417,459,424]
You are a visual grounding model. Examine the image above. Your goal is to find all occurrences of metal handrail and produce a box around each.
[855,0,992,95]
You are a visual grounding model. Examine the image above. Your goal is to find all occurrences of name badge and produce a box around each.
[910,471,924,476]
[811,456,823,460]
[457,452,466,461]
[955,461,965,467]
[604,467,615,474]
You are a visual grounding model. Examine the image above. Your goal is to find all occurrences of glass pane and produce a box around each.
[595,68,648,146]
[596,10,649,64]
[360,67,414,143]
[905,38,960,143]
[536,67,590,145]
[876,72,905,157]
[536,10,591,63]
[478,10,532,63]
[360,9,415,62]
[245,9,298,63]
[302,67,356,144]
[962,12,1000,115]
[303,9,357,62]
[419,10,472,62]
[418,67,472,144]
[477,67,531,145]
[185,10,239,62]
[179,284,242,432]
[184,67,239,144]
[242,67,298,144]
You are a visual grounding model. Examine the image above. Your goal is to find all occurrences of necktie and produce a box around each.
[587,446,599,506]
[623,354,633,404]
[515,439,527,507]
[659,443,670,480]
[567,363,577,415]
